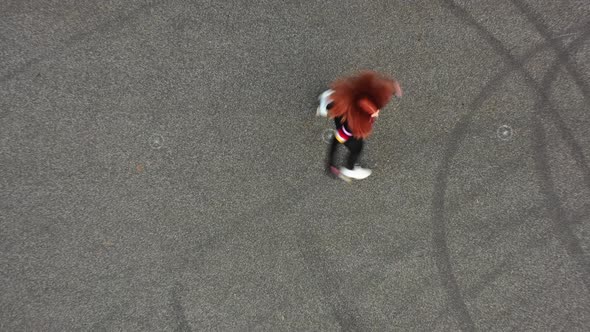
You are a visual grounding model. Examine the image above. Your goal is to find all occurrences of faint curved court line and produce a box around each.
[433,1,590,330]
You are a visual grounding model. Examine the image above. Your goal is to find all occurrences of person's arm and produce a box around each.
[358,98,379,116]
[393,80,403,98]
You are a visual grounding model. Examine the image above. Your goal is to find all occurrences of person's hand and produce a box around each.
[371,110,380,118]
[393,80,403,98]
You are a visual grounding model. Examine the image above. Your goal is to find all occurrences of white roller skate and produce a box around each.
[316,89,334,117]
[339,166,372,180]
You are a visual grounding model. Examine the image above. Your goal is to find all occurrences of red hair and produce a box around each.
[328,71,396,139]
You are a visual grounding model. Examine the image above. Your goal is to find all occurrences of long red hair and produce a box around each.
[328,71,396,139]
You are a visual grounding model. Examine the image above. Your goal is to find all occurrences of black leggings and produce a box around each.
[327,133,364,170]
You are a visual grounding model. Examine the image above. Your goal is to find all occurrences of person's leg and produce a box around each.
[340,137,372,179]
[327,134,339,168]
[326,113,341,168]
[345,138,364,170]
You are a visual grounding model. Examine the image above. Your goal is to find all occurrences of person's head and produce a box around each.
[352,70,400,109]
[329,70,402,138]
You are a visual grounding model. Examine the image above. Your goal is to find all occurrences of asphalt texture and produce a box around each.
[1,0,590,331]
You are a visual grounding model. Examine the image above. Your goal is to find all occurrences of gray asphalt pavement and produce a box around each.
[2,0,590,330]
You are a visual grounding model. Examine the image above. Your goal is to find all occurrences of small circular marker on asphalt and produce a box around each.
[497,125,513,141]
[322,129,334,144]
[149,134,164,149]
[136,163,144,173]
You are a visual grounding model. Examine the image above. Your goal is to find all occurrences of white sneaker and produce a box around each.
[316,89,334,117]
[340,166,372,180]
